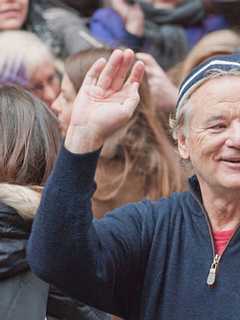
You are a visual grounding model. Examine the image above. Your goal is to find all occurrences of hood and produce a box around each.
[0,184,41,279]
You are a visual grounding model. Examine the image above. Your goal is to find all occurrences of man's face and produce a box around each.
[0,0,29,30]
[178,76,240,193]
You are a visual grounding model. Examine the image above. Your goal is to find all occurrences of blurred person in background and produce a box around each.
[136,29,240,113]
[0,85,110,320]
[0,30,60,107]
[51,48,186,218]
[204,0,240,27]
[56,0,102,17]
[0,0,103,60]
[179,29,240,82]
[90,0,228,70]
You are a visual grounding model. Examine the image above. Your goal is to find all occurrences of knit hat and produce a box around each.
[176,53,240,110]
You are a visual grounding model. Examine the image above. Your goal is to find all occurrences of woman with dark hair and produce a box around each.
[51,48,186,218]
[0,0,60,56]
[0,85,110,320]
[0,0,102,59]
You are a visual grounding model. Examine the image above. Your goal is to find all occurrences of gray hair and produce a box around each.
[0,30,54,78]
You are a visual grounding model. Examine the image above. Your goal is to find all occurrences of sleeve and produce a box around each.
[44,7,102,57]
[27,145,156,318]
[90,8,144,51]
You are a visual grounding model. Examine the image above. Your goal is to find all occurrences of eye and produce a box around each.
[214,124,225,129]
[31,83,44,93]
[209,123,227,131]
[48,73,58,84]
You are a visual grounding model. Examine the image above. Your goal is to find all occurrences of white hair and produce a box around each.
[0,30,54,78]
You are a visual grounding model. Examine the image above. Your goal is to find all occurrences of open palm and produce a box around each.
[68,49,145,148]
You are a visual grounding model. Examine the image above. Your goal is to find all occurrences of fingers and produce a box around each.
[136,52,154,65]
[122,82,140,117]
[82,57,107,87]
[97,49,123,90]
[136,52,162,72]
[82,49,145,93]
[111,49,135,91]
[125,60,145,86]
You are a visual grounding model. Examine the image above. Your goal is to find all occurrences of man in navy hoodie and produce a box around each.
[28,49,240,320]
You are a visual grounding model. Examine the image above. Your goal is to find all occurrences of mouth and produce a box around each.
[220,158,240,169]
[0,9,21,17]
[221,157,240,163]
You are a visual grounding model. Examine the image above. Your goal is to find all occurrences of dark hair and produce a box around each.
[65,49,185,213]
[60,0,102,17]
[0,85,61,185]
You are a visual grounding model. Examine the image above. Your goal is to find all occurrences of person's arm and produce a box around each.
[44,7,103,57]
[28,144,155,317]
[27,49,149,317]
[90,8,144,51]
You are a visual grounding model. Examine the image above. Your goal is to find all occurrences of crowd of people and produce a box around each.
[1,0,240,319]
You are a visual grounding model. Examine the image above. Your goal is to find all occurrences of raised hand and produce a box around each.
[137,52,177,113]
[111,0,145,37]
[65,49,145,154]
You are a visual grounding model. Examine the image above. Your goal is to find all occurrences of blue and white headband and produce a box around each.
[176,53,240,110]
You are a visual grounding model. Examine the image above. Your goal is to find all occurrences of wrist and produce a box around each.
[126,23,144,37]
[65,125,103,154]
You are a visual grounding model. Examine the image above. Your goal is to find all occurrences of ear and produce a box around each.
[177,131,190,160]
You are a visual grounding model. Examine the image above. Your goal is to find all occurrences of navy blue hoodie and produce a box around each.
[28,146,240,320]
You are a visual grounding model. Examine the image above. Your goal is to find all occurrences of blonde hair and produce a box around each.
[180,29,240,82]
[0,30,54,78]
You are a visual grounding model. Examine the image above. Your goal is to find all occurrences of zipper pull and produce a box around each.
[207,254,220,287]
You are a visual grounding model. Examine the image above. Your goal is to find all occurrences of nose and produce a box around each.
[226,121,240,149]
[43,85,58,107]
[50,95,61,116]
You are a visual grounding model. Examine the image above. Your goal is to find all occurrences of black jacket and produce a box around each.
[0,202,110,320]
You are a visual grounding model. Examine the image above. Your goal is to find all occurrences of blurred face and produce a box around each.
[178,76,240,194]
[51,72,76,136]
[0,0,29,30]
[29,61,60,107]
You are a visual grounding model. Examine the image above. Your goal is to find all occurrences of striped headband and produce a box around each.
[176,53,240,110]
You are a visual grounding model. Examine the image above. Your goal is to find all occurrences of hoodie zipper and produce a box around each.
[193,195,240,287]
[206,227,240,287]
[206,253,220,286]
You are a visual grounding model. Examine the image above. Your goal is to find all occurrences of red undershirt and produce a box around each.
[213,229,235,255]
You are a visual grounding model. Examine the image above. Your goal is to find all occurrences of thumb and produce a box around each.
[122,82,140,117]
